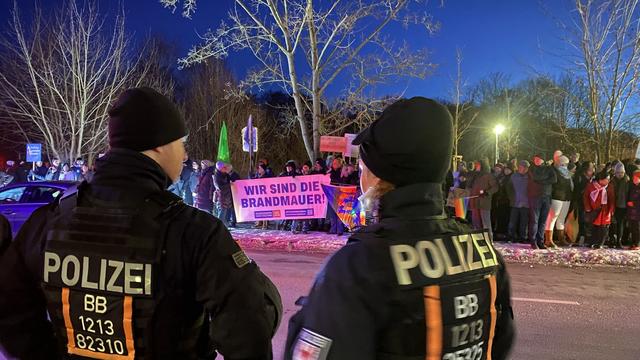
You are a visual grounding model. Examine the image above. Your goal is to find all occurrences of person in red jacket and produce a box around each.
[584,171,616,249]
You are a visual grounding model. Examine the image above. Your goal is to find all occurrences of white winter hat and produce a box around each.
[614,161,625,174]
[558,155,569,166]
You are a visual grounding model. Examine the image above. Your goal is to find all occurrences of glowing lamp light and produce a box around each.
[493,124,506,135]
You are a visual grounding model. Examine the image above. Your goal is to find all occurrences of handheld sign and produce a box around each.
[320,136,347,153]
[26,143,42,163]
[242,126,258,153]
[231,174,330,221]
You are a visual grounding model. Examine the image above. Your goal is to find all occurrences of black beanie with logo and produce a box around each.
[353,97,453,187]
[108,87,187,151]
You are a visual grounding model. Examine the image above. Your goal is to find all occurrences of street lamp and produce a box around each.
[494,124,505,164]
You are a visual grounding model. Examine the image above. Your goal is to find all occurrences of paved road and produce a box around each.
[249,250,640,360]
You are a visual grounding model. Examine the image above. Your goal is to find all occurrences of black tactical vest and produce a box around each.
[41,183,186,359]
[369,227,500,360]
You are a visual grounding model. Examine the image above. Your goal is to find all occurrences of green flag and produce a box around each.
[217,122,230,163]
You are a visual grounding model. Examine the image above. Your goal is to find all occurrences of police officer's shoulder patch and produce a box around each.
[292,328,332,360]
[232,250,251,268]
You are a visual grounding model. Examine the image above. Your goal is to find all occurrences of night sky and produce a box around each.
[0,0,573,99]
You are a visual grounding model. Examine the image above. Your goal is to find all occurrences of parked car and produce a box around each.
[0,181,77,238]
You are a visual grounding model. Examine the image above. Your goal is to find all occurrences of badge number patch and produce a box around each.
[62,288,135,359]
[292,328,332,360]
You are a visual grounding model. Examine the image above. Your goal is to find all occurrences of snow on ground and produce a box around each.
[231,228,640,268]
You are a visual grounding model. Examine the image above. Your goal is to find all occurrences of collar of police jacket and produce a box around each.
[93,148,173,192]
[378,182,446,221]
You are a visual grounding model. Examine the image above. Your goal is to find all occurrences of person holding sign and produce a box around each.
[0,87,282,360]
[286,97,514,360]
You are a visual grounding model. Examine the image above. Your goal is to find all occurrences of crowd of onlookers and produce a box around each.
[169,154,359,236]
[0,158,94,186]
[446,151,640,250]
[3,149,640,251]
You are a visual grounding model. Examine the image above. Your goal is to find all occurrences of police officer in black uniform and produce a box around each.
[285,97,514,360]
[0,87,282,360]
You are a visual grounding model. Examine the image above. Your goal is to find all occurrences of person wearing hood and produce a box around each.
[279,160,300,177]
[611,161,630,248]
[0,87,282,359]
[627,169,640,250]
[584,171,616,248]
[527,154,557,249]
[285,97,514,360]
[466,158,499,241]
[544,155,574,248]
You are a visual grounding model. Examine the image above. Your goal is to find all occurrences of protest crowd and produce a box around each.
[2,148,640,251]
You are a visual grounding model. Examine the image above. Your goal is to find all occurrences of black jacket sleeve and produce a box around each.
[285,243,393,360]
[0,206,59,360]
[194,222,282,360]
[534,165,557,186]
[492,252,516,360]
[0,214,11,256]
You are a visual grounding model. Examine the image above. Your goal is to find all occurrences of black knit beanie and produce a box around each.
[353,97,453,187]
[108,87,187,151]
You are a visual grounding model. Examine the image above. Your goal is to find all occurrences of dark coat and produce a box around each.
[285,183,514,360]
[627,183,640,221]
[528,164,556,198]
[573,173,592,208]
[29,166,48,181]
[214,170,233,210]
[551,167,574,201]
[0,149,281,359]
[179,158,194,184]
[329,167,343,185]
[507,172,529,208]
[612,175,630,208]
[0,214,11,256]
[189,170,201,194]
[467,160,499,210]
[195,166,215,211]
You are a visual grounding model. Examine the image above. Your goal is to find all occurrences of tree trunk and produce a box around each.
[287,56,314,160]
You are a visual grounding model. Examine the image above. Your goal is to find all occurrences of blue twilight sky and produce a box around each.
[0,0,576,100]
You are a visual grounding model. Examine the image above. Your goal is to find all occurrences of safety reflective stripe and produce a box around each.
[123,296,135,358]
[62,287,76,349]
[485,275,498,360]
[423,285,442,360]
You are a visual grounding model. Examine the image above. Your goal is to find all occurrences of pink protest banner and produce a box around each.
[231,174,331,222]
[320,136,347,153]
